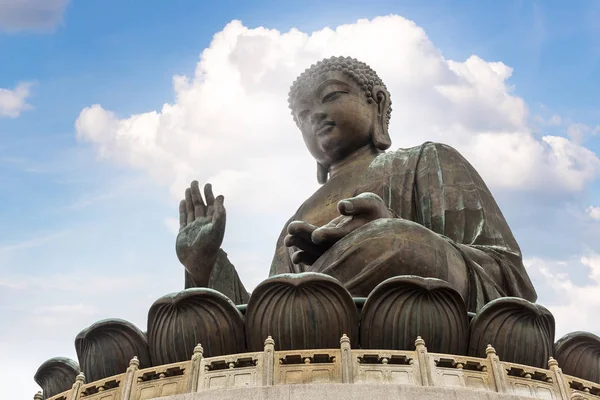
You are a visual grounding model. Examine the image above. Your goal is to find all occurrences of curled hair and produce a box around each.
[288,56,392,127]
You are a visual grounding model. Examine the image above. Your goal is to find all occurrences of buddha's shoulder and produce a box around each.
[381,141,467,162]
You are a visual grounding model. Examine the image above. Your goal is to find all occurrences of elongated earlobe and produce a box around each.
[317,162,329,184]
[371,85,392,150]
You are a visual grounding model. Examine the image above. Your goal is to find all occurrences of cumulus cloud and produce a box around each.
[75,16,600,209]
[566,122,600,143]
[532,114,562,127]
[0,82,33,118]
[548,115,562,126]
[526,255,600,337]
[588,206,600,221]
[0,0,69,32]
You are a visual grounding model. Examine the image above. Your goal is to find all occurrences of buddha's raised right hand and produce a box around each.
[176,181,226,287]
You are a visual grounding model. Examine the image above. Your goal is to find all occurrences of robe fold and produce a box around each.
[192,142,537,311]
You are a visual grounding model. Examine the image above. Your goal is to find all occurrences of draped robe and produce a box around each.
[188,142,537,311]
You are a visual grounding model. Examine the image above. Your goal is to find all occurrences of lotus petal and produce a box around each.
[468,297,555,368]
[245,273,358,351]
[147,288,245,365]
[34,357,80,399]
[360,275,469,354]
[75,318,150,382]
[555,331,600,383]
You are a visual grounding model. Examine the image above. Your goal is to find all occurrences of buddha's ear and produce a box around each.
[317,162,329,184]
[371,85,392,150]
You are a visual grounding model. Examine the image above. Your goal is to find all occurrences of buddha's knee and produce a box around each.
[311,218,468,298]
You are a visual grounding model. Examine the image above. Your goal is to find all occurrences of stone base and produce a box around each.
[160,383,538,400]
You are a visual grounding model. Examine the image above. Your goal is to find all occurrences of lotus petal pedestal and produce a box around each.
[360,275,469,354]
[147,288,245,365]
[245,273,359,351]
[34,357,80,399]
[554,331,600,384]
[75,318,151,382]
[468,297,555,368]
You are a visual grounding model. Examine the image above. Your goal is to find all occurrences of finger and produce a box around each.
[179,200,187,229]
[287,221,317,241]
[291,250,320,266]
[338,193,385,216]
[204,183,215,207]
[185,188,195,224]
[211,195,226,229]
[311,225,351,246]
[190,180,206,218]
[284,234,324,256]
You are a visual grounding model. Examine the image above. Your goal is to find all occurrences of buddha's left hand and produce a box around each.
[311,192,394,247]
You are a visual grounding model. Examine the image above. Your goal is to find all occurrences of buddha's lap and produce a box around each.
[308,218,469,297]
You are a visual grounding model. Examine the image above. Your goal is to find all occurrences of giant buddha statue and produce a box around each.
[40,57,600,400]
[176,56,536,313]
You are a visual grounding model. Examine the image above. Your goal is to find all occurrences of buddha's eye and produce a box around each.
[297,110,309,124]
[322,90,348,103]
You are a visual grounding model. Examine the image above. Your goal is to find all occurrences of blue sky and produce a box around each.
[1,0,600,398]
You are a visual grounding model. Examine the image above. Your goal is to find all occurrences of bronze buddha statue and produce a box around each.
[176,56,537,313]
[42,58,600,394]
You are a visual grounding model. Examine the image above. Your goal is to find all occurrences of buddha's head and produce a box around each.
[288,56,392,183]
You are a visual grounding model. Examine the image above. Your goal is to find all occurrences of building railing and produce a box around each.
[36,336,600,400]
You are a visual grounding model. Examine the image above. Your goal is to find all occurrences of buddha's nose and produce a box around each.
[309,111,326,126]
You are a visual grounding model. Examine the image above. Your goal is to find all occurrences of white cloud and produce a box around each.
[567,122,590,143]
[588,206,600,221]
[75,16,600,209]
[549,115,562,126]
[532,114,561,127]
[565,122,600,143]
[0,82,33,118]
[526,255,600,338]
[0,0,69,32]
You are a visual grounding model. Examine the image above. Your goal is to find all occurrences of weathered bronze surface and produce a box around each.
[245,272,358,351]
[468,297,555,368]
[34,357,80,399]
[147,288,245,364]
[178,56,537,313]
[360,275,469,354]
[75,318,151,382]
[555,331,600,384]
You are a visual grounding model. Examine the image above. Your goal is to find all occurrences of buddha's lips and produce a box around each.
[315,121,335,136]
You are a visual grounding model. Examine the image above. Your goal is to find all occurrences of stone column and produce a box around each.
[189,344,204,392]
[415,336,433,386]
[68,372,85,400]
[120,356,140,400]
[548,357,570,400]
[486,344,508,393]
[263,336,275,386]
[340,334,353,383]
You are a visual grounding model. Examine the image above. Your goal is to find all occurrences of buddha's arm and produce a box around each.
[184,250,250,305]
[412,143,537,304]
[177,182,250,305]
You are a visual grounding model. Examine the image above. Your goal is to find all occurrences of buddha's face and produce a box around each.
[291,70,377,166]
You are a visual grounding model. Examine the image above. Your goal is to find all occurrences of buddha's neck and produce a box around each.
[329,144,382,179]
